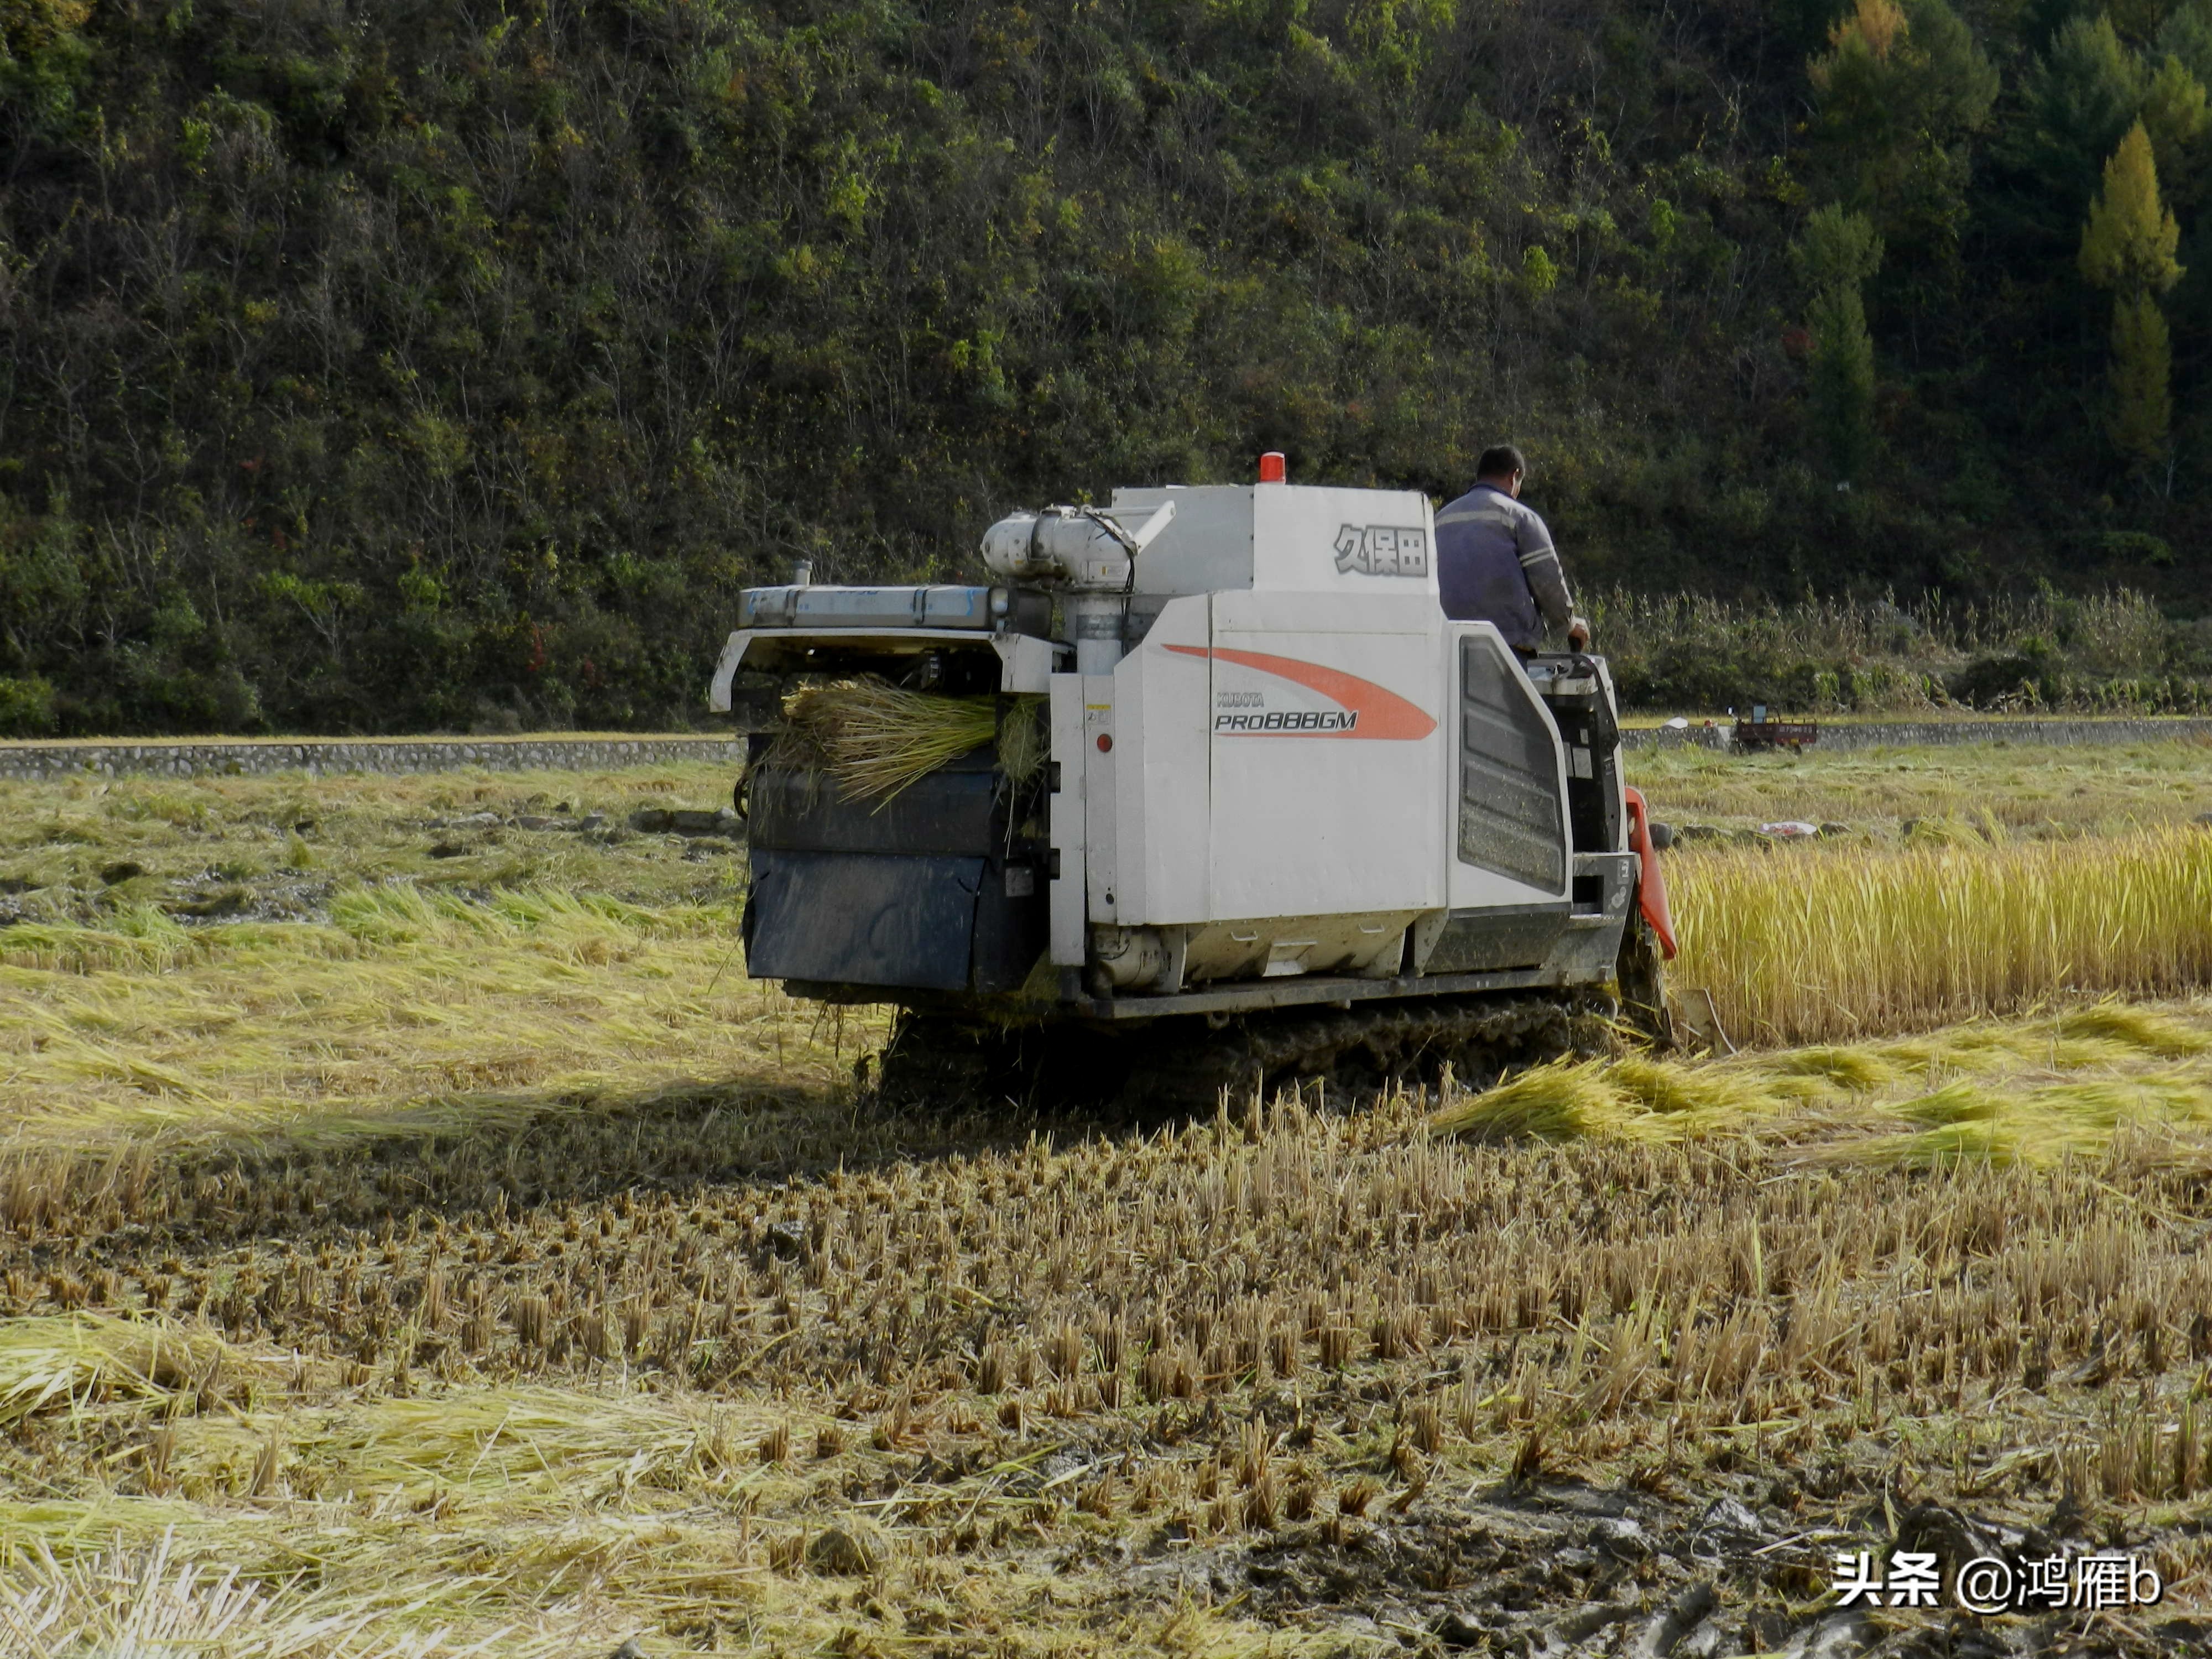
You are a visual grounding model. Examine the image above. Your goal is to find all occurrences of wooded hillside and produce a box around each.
[3,0,2209,732]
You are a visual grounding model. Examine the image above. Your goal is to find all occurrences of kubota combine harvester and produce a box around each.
[709,459,1675,1105]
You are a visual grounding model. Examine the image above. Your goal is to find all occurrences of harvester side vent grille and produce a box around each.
[1456,638,1566,893]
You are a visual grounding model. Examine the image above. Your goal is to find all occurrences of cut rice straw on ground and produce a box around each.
[0,885,879,1155]
[1667,826,2212,1046]
[0,1314,1306,1658]
[0,1531,606,1658]
[1433,997,2212,1165]
[0,1316,312,1429]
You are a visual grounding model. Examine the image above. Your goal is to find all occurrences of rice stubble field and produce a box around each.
[5,749,2212,1654]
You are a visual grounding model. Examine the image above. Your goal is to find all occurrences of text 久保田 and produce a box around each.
[1332,524,1430,578]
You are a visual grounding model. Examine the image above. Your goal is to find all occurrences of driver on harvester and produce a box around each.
[1435,443,1591,656]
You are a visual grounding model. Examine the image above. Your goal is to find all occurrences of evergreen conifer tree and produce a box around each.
[1793,205,1887,483]
[2080,122,2184,470]
[2140,54,2211,205]
[1807,0,1995,321]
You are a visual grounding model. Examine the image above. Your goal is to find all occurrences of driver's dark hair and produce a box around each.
[1477,444,1526,480]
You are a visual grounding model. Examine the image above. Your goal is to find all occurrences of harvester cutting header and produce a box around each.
[709,458,1674,1102]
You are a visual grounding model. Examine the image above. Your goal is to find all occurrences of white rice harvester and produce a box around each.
[709,459,1677,1103]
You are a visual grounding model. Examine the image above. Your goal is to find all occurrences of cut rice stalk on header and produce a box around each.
[774,680,1046,804]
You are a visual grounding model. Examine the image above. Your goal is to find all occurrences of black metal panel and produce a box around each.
[1457,638,1567,891]
[1423,902,1570,973]
[971,858,1049,994]
[748,754,999,855]
[741,734,1047,995]
[1528,654,1623,857]
[1563,742,1622,859]
[745,849,982,990]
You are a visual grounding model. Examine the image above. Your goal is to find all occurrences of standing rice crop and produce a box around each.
[1668,827,2212,1045]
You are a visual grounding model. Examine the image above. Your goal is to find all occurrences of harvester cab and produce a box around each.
[709,465,1674,1102]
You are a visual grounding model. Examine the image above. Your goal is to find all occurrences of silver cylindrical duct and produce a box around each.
[979,500,1172,592]
[980,508,1134,588]
[1069,594,1126,674]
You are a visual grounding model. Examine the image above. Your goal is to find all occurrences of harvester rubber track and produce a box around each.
[874,991,1606,1115]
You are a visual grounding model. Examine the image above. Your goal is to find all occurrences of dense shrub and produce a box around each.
[0,678,57,738]
[1597,588,2212,713]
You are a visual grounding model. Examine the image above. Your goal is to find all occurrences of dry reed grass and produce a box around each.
[1667,827,2212,1046]
[1595,585,2181,713]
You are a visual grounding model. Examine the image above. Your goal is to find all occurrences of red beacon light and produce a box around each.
[1258,451,1286,483]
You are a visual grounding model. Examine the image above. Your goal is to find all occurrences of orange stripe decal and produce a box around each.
[1164,644,1437,740]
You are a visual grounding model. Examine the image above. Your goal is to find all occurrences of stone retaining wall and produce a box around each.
[1621,717,2212,753]
[0,735,743,782]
